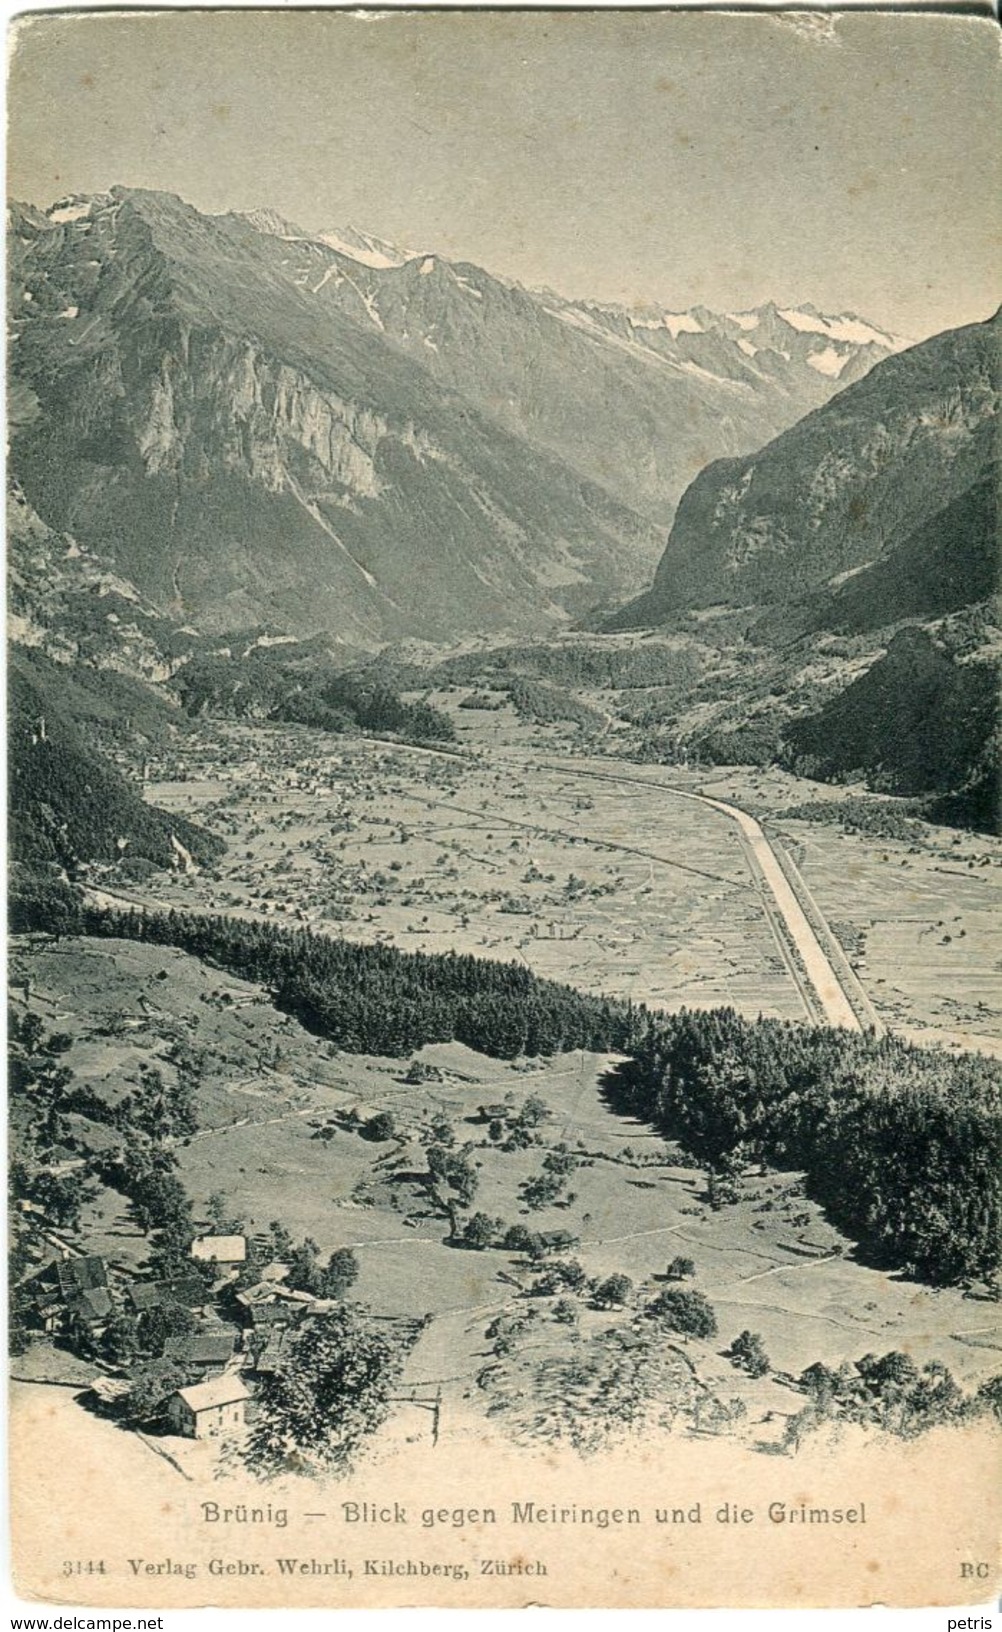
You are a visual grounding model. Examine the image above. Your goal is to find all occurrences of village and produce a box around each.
[11,892,1000,1481]
[10,686,1002,1478]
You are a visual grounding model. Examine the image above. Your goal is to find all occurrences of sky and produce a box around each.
[6,8,1002,339]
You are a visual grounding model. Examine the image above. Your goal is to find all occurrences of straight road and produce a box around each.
[526,757,876,1034]
[366,737,876,1032]
[99,733,878,1034]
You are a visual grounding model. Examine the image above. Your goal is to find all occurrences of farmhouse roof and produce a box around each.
[246,1302,290,1329]
[244,1328,294,1374]
[174,1375,250,1414]
[163,1330,236,1367]
[235,1281,278,1307]
[89,1376,132,1404]
[56,1256,107,1296]
[66,1287,113,1324]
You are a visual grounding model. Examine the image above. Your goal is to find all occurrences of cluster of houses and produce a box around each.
[16,1231,334,1443]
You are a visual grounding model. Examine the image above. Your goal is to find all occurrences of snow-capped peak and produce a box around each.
[233,208,419,269]
[237,206,309,240]
[777,306,900,349]
[47,196,99,225]
[314,224,418,270]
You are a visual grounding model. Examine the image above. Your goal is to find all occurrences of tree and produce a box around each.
[593,1274,633,1309]
[102,1309,141,1365]
[666,1256,696,1281]
[206,1191,231,1231]
[782,1404,820,1454]
[130,1170,193,1235]
[534,1258,587,1295]
[286,1238,323,1295]
[521,1173,564,1210]
[363,1112,396,1143]
[406,1060,442,1086]
[424,1114,454,1148]
[975,1375,1002,1422]
[427,1144,480,1235]
[139,1301,198,1357]
[234,1234,265,1290]
[799,1361,842,1405]
[20,1168,95,1231]
[726,1329,771,1377]
[857,1351,919,1391]
[245,1309,403,1477]
[123,1361,188,1424]
[647,1288,718,1339]
[321,1248,359,1299]
[146,1218,198,1282]
[542,1145,578,1178]
[502,1224,537,1254]
[461,1212,501,1250]
[705,1167,741,1210]
[129,1065,197,1141]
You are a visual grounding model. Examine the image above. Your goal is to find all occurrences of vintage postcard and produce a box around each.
[6,5,1001,1612]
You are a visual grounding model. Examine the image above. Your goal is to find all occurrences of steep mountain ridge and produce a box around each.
[236,204,904,525]
[601,308,1000,826]
[617,307,1000,621]
[8,189,663,642]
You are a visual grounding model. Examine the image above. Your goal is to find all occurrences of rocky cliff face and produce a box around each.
[233,209,903,527]
[8,189,663,642]
[8,188,905,643]
[616,308,1000,621]
[6,481,190,681]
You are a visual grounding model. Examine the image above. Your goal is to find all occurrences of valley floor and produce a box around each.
[134,710,1002,1055]
[11,707,1001,1500]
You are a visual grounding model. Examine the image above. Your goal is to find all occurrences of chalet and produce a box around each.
[21,1254,111,1336]
[56,1256,108,1301]
[536,1229,580,1255]
[233,1284,293,1330]
[244,1301,289,1332]
[234,1279,314,1322]
[243,1327,293,1378]
[190,1235,246,1269]
[163,1329,237,1378]
[64,1284,114,1338]
[88,1375,132,1409]
[166,1375,250,1440]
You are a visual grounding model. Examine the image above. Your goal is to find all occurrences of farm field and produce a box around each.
[772,817,1002,1054]
[11,934,1001,1460]
[138,705,1002,1053]
[138,721,805,1024]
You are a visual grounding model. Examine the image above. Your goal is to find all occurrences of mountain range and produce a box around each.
[7,186,999,830]
[616,306,1000,624]
[608,306,1000,825]
[8,186,901,644]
